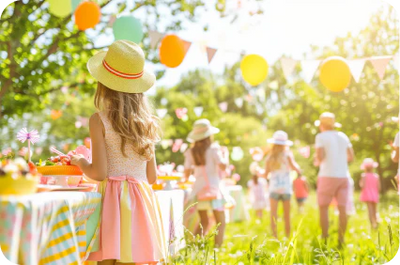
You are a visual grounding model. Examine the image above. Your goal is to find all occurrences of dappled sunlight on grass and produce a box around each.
[172,191,399,264]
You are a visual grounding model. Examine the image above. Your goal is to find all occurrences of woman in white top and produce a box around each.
[183,119,229,247]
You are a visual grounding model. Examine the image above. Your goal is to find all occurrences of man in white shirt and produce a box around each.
[314,112,354,246]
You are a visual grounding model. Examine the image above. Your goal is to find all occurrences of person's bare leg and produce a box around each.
[213,210,226,247]
[319,205,329,241]
[371,203,378,229]
[270,198,279,238]
[99,260,116,265]
[195,210,209,236]
[337,205,348,244]
[366,202,374,227]
[283,199,291,238]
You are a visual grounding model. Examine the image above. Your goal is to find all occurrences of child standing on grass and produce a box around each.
[359,158,381,229]
[263,131,302,238]
[71,40,166,264]
[248,162,269,219]
[293,174,309,213]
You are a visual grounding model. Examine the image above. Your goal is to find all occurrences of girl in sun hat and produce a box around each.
[70,40,167,264]
[359,158,381,229]
[391,114,399,193]
[263,130,302,238]
[182,119,230,247]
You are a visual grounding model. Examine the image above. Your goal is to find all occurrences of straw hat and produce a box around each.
[314,112,342,128]
[391,114,400,123]
[187,119,220,143]
[87,40,155,93]
[267,130,293,146]
[360,158,379,170]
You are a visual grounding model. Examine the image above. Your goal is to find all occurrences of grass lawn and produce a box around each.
[173,191,399,264]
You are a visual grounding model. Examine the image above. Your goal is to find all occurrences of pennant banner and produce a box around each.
[156,109,168,119]
[175,108,188,119]
[300,60,321,83]
[280,57,297,80]
[369,56,392,80]
[393,53,399,70]
[206,47,218,64]
[219,102,228,112]
[234,98,243,108]
[347,59,366,83]
[194,106,203,117]
[149,30,164,49]
[182,40,192,54]
[180,143,189,153]
[172,139,183,153]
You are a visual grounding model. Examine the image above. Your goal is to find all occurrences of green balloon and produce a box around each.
[71,0,82,12]
[113,16,144,43]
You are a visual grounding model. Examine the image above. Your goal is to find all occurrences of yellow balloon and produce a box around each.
[240,54,268,86]
[48,0,72,18]
[319,56,351,92]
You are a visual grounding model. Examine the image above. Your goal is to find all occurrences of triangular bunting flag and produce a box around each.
[234,98,243,108]
[206,47,217,64]
[149,30,164,49]
[194,106,203,117]
[369,56,392,80]
[393,53,399,70]
[156,109,168,119]
[347,59,366,83]
[219,102,228,112]
[280,57,297,80]
[172,139,183,153]
[180,143,189,153]
[300,60,321,83]
[182,40,192,54]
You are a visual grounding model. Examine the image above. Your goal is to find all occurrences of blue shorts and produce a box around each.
[296,197,307,203]
[270,193,291,201]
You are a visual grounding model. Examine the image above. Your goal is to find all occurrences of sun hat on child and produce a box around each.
[267,130,293,146]
[87,40,155,93]
[314,112,342,128]
[187,119,220,143]
[360,158,379,170]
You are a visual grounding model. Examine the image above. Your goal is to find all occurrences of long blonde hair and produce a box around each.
[94,82,161,160]
[191,137,212,166]
[266,144,286,171]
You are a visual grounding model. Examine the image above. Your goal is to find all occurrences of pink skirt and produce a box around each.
[88,176,167,264]
[360,188,379,203]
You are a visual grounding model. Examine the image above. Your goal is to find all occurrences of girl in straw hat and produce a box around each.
[182,119,230,247]
[263,130,302,238]
[71,40,166,264]
[359,158,381,229]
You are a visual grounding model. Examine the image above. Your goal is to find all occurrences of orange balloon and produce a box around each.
[159,35,186,68]
[74,2,101,31]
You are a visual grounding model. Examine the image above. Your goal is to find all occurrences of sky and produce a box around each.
[149,0,388,87]
[89,0,393,90]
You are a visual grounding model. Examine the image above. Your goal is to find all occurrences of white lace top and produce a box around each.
[98,111,148,182]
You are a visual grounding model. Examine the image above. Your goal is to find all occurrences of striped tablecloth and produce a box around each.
[0,192,101,265]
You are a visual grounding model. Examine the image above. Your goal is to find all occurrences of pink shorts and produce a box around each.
[317,177,349,206]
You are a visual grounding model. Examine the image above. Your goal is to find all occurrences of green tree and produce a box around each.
[0,0,221,117]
